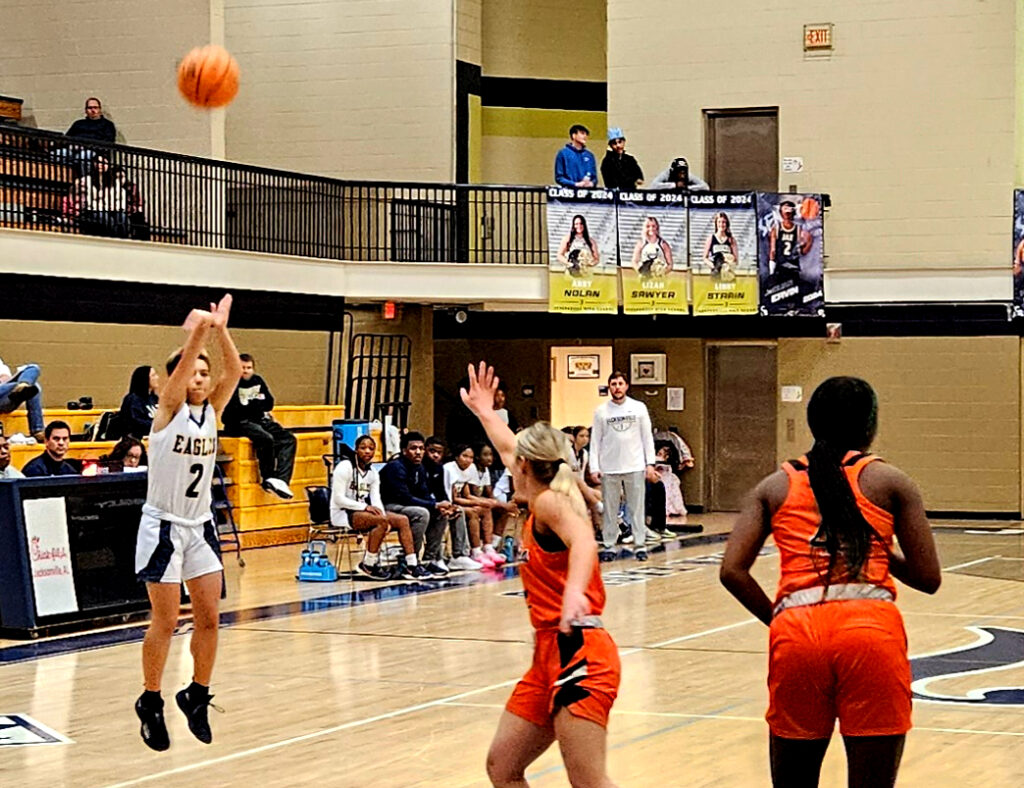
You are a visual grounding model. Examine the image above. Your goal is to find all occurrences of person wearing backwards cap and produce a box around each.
[600,127,644,191]
[649,156,710,191]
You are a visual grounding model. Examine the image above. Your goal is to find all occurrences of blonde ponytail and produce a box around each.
[515,422,588,520]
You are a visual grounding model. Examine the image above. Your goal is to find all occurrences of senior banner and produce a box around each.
[1014,190,1024,317]
[688,192,759,315]
[547,187,619,313]
[756,193,825,316]
[617,191,689,314]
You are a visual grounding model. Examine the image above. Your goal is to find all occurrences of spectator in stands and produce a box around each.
[221,353,296,500]
[381,431,481,576]
[330,435,429,580]
[0,435,25,479]
[0,355,44,441]
[473,443,515,561]
[654,440,686,517]
[649,156,710,192]
[422,434,482,571]
[571,425,604,533]
[112,165,150,241]
[492,381,518,431]
[100,435,148,472]
[66,97,117,144]
[118,365,159,439]
[600,127,643,190]
[554,123,598,188]
[22,421,81,476]
[444,444,505,568]
[64,156,131,237]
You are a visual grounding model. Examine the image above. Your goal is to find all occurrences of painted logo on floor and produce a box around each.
[0,714,73,746]
[911,627,1024,705]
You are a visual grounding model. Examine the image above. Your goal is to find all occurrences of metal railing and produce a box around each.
[0,124,548,265]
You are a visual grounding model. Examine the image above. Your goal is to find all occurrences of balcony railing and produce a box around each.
[0,124,548,265]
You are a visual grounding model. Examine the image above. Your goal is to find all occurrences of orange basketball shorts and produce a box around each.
[506,626,620,729]
[767,599,912,739]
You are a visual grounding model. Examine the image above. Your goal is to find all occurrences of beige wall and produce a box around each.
[457,0,483,65]
[777,337,1021,512]
[224,0,455,181]
[479,0,607,186]
[482,0,606,81]
[0,0,217,155]
[608,0,1015,271]
[0,320,329,410]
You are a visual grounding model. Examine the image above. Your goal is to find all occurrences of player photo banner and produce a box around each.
[1013,190,1024,317]
[756,193,825,317]
[547,187,619,314]
[617,191,689,314]
[688,193,759,315]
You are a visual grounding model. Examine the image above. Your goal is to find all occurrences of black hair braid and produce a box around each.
[805,377,881,584]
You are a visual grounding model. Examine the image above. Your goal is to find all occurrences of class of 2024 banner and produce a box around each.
[756,193,826,317]
[546,186,619,314]
[688,192,760,315]
[617,191,689,314]
[1013,189,1024,318]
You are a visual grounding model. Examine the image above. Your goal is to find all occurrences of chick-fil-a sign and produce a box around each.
[22,498,79,616]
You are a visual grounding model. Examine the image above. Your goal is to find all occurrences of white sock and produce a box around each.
[405,553,418,566]
[471,547,484,557]
[490,535,501,548]
[363,551,379,566]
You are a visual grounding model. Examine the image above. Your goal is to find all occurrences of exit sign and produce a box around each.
[804,24,833,52]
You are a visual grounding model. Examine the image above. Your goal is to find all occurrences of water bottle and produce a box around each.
[503,535,515,564]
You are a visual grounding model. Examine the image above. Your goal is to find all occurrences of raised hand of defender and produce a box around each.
[210,293,233,329]
[460,361,499,418]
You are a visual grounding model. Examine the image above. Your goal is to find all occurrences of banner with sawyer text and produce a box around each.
[617,191,689,314]
[688,192,759,315]
[547,187,619,314]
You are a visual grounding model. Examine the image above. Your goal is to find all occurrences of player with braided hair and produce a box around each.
[461,362,620,788]
[720,376,941,788]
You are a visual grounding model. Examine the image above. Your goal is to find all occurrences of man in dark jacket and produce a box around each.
[600,127,644,190]
[221,354,296,499]
[22,421,81,477]
[66,98,117,143]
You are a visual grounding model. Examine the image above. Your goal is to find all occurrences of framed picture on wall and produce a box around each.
[630,353,667,385]
[567,354,601,379]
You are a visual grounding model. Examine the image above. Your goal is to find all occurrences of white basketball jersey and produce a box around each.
[143,401,218,526]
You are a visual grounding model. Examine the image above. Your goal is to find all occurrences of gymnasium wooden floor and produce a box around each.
[1,515,1021,787]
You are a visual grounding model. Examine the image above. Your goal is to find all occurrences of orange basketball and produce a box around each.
[799,197,821,220]
[177,45,239,109]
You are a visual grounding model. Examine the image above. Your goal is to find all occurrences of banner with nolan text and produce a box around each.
[546,187,619,313]
[688,192,759,315]
[756,193,825,316]
[617,191,689,314]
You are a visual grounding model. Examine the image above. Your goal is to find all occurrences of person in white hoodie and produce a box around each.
[589,371,659,561]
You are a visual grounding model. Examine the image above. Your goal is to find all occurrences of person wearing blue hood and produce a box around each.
[554,124,598,187]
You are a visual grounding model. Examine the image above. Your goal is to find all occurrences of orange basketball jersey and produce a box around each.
[772,452,897,605]
[520,514,606,630]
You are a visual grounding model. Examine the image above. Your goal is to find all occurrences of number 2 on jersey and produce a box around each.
[185,463,204,498]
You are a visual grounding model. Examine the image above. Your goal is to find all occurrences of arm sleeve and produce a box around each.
[589,409,603,474]
[369,471,384,510]
[331,461,367,512]
[554,150,574,187]
[689,174,711,191]
[640,406,657,466]
[260,378,275,413]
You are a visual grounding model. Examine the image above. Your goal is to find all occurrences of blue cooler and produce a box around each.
[333,419,370,459]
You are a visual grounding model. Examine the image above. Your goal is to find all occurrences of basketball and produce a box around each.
[177,45,239,109]
[800,196,821,220]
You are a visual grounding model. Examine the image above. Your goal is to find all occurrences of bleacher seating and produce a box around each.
[3,405,342,549]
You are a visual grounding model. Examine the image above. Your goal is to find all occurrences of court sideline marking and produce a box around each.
[98,617,759,788]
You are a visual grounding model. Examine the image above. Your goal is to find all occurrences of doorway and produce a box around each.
[704,108,779,192]
[550,345,613,429]
[706,343,777,511]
